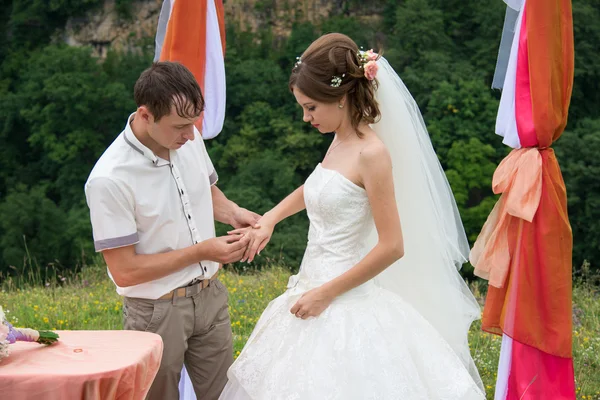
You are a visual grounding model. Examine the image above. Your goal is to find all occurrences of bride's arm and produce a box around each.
[230,185,306,262]
[262,185,306,227]
[291,143,404,318]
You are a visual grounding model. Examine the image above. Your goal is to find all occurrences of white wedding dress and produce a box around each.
[177,57,484,399]
[218,163,485,400]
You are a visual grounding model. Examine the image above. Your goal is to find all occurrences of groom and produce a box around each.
[85,61,259,399]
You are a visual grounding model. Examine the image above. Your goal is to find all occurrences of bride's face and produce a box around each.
[292,87,346,134]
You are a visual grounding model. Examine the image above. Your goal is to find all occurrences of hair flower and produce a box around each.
[330,73,345,88]
[365,49,378,61]
[363,61,378,80]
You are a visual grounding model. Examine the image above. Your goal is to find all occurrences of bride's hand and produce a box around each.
[228,220,274,263]
[290,287,334,319]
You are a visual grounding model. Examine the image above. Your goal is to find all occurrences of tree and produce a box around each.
[17,45,132,208]
[445,138,498,243]
[0,185,70,274]
[569,0,600,122]
[425,78,504,166]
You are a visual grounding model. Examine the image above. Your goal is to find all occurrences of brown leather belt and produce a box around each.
[158,274,218,300]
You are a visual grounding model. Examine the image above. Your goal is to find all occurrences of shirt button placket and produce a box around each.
[171,162,204,277]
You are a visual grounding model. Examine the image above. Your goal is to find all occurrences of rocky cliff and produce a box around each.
[62,0,383,57]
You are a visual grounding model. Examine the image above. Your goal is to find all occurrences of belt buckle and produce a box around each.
[184,277,208,297]
[184,284,200,297]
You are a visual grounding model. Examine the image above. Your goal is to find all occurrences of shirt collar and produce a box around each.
[123,112,170,167]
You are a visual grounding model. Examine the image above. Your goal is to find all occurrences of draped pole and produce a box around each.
[154,0,226,139]
[470,0,576,398]
[154,2,227,398]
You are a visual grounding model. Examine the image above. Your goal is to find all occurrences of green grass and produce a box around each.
[1,264,598,399]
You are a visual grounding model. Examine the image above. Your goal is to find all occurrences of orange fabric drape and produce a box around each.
[478,149,573,358]
[471,0,575,358]
[160,0,209,92]
[159,0,226,134]
[527,0,574,147]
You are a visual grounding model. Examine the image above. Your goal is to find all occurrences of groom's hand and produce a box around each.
[199,234,251,264]
[231,207,261,229]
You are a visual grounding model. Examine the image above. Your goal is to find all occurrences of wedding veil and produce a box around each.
[369,57,484,390]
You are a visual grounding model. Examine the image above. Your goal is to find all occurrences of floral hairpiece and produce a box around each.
[358,49,379,81]
[330,74,345,88]
[293,48,379,88]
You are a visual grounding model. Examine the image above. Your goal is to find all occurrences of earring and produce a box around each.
[338,103,344,109]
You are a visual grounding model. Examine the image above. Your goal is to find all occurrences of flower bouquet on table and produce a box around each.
[0,306,59,362]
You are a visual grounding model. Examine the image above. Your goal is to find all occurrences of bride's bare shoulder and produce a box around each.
[358,134,390,164]
[358,135,392,179]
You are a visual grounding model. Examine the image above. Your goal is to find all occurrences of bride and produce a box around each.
[217,33,485,399]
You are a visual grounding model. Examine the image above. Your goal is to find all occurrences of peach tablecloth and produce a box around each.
[0,330,163,400]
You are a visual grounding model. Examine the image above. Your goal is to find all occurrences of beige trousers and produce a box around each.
[123,279,233,400]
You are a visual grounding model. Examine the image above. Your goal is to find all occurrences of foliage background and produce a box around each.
[0,0,598,281]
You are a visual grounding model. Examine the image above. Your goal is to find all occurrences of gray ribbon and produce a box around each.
[492,5,520,89]
[154,0,172,62]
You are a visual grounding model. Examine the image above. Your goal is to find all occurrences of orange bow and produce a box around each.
[470,148,543,288]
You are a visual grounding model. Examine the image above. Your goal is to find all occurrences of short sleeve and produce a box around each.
[85,177,139,252]
[194,126,218,185]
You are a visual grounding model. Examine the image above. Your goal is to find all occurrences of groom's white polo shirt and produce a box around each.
[85,113,219,300]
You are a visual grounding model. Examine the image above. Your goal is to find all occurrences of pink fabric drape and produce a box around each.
[0,330,163,400]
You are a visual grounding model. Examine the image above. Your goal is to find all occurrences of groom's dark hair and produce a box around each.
[134,61,204,122]
[289,33,381,137]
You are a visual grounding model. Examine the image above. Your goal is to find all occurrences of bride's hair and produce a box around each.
[289,33,381,137]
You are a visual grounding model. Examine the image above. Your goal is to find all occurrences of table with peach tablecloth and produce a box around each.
[0,330,163,400]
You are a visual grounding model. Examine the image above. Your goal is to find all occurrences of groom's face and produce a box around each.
[140,103,199,151]
[293,87,344,134]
